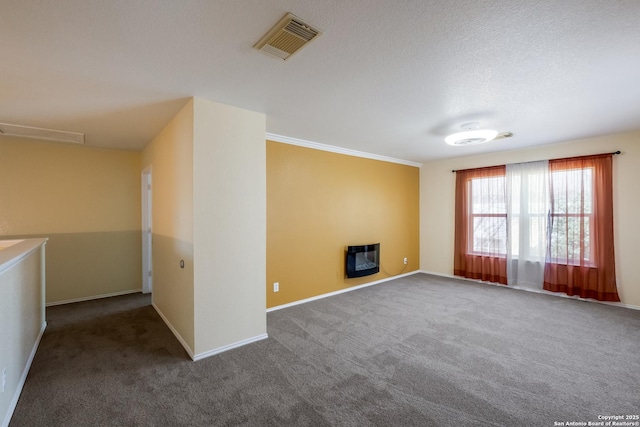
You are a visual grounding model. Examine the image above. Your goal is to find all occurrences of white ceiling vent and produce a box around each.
[0,122,85,144]
[254,13,321,60]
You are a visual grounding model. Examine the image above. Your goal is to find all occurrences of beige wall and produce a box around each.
[0,137,141,303]
[267,141,420,308]
[193,98,267,356]
[420,130,640,307]
[141,99,195,352]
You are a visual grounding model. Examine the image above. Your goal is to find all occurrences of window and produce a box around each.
[507,166,549,262]
[454,154,618,301]
[463,165,595,264]
[469,176,507,256]
[454,165,507,284]
[548,167,594,265]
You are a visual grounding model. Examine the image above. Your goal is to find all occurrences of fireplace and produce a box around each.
[345,243,380,278]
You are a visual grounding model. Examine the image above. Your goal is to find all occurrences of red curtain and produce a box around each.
[454,166,507,285]
[544,154,619,301]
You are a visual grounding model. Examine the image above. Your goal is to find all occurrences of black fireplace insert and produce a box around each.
[345,243,380,278]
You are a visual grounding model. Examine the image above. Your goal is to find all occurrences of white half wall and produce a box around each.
[0,240,47,427]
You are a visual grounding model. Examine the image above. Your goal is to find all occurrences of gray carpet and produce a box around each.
[10,273,640,426]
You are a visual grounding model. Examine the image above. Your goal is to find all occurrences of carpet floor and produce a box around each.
[9,273,640,426]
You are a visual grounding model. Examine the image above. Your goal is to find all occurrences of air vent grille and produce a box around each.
[254,13,321,60]
[0,122,84,144]
[495,132,513,140]
[285,19,317,41]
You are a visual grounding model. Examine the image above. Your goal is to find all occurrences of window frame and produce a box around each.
[467,176,508,257]
[465,165,596,265]
[547,166,596,267]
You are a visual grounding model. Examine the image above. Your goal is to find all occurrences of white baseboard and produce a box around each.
[418,270,460,280]
[419,270,640,311]
[46,289,141,307]
[603,301,640,310]
[3,321,47,427]
[152,303,269,362]
[193,334,269,362]
[267,270,421,313]
[151,303,195,360]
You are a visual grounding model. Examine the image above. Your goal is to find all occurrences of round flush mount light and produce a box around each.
[445,122,498,146]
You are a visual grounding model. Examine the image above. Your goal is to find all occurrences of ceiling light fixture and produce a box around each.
[0,122,84,144]
[445,122,498,146]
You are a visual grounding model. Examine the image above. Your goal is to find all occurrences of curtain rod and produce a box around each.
[451,150,621,173]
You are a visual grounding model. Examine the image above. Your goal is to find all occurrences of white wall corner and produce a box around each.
[152,303,195,360]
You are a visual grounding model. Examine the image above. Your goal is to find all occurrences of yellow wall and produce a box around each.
[420,130,640,307]
[267,141,420,308]
[141,99,195,352]
[0,137,141,303]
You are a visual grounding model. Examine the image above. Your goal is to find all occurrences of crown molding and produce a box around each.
[266,133,422,167]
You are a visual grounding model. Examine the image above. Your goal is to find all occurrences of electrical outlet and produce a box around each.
[273,282,279,292]
[403,257,408,265]
[2,368,6,392]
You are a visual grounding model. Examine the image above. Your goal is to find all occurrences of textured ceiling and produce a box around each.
[2,0,640,162]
